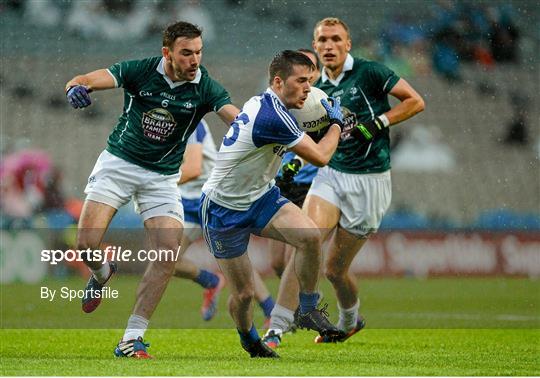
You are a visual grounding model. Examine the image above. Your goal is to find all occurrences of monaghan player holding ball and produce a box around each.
[199,50,346,358]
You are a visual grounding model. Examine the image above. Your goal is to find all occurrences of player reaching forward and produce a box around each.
[65,21,239,358]
[264,17,425,348]
[200,50,346,358]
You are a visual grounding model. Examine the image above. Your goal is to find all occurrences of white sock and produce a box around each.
[122,314,149,341]
[264,328,283,338]
[268,304,295,333]
[91,263,111,284]
[337,300,359,332]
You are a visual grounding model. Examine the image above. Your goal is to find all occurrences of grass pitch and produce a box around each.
[1,277,539,375]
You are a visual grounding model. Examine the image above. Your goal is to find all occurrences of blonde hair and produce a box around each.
[313,17,351,40]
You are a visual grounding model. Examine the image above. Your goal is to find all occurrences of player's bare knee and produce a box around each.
[75,236,100,261]
[233,288,255,307]
[296,228,321,251]
[325,266,346,285]
[148,259,177,277]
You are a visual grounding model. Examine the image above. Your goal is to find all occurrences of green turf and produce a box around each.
[1,277,539,375]
[1,329,538,375]
[2,277,538,329]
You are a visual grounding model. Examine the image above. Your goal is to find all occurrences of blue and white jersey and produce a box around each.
[179,119,217,200]
[202,88,305,210]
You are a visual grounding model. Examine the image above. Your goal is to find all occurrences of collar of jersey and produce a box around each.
[265,87,287,109]
[321,53,354,86]
[157,57,202,89]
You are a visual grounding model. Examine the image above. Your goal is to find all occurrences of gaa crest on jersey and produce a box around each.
[141,108,177,142]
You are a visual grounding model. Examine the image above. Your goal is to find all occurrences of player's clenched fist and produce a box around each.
[66,85,92,109]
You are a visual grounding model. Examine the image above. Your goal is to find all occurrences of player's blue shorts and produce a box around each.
[181,197,201,225]
[199,186,289,259]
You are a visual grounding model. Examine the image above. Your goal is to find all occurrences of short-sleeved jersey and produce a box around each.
[277,151,317,184]
[105,57,231,175]
[202,88,304,210]
[179,119,216,200]
[315,55,400,174]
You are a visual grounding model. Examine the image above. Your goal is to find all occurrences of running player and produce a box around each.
[65,21,239,358]
[200,50,345,358]
[173,120,275,326]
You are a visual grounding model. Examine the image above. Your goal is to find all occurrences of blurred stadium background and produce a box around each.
[1,0,539,291]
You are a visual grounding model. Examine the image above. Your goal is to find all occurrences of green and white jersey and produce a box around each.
[105,56,231,175]
[315,54,400,174]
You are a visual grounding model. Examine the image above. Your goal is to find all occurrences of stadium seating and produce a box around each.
[1,2,538,230]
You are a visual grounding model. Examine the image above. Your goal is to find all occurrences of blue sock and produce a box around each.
[299,292,319,314]
[237,323,260,346]
[194,269,219,289]
[258,296,275,318]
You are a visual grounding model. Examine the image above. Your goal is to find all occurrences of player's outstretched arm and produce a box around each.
[216,104,241,125]
[65,69,116,109]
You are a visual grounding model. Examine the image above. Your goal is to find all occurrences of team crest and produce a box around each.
[141,108,177,142]
[340,106,358,140]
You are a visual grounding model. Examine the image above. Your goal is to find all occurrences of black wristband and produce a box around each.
[350,116,385,142]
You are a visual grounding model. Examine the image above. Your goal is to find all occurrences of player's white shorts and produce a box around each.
[307,166,391,237]
[84,150,183,223]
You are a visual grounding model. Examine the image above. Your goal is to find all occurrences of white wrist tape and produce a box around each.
[379,114,390,127]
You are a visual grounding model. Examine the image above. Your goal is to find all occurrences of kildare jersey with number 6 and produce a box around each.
[106,56,231,175]
[202,88,304,211]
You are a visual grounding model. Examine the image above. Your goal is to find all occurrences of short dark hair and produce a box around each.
[163,21,202,48]
[313,17,351,40]
[297,48,321,71]
[268,50,315,85]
